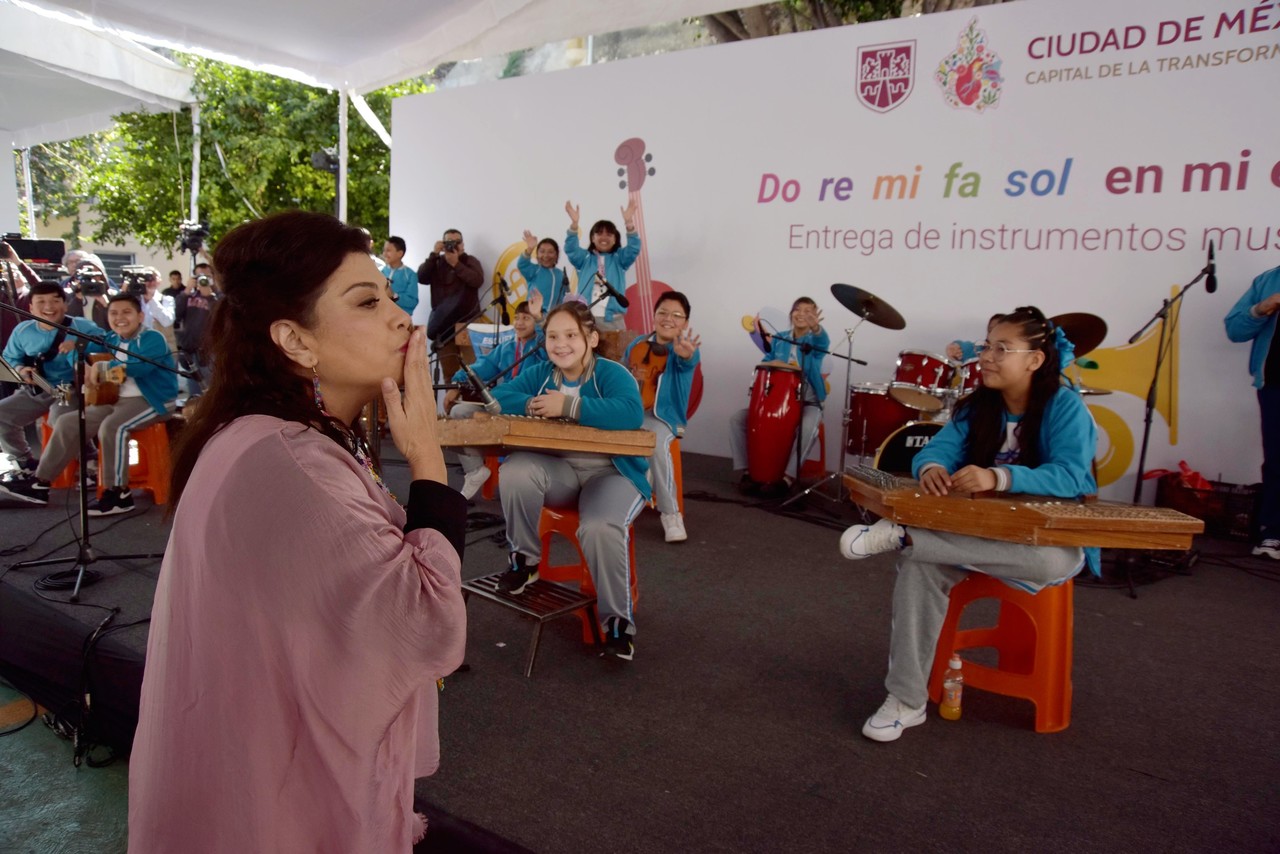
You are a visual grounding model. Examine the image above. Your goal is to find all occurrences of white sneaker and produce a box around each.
[839,519,906,560]
[1252,538,1280,559]
[661,512,687,543]
[460,466,491,500]
[862,694,926,742]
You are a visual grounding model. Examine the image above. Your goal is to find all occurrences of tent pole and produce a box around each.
[190,102,202,225]
[338,90,349,222]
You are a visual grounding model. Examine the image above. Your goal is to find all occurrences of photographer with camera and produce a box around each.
[416,229,484,381]
[123,265,176,351]
[175,262,219,399]
[63,251,115,328]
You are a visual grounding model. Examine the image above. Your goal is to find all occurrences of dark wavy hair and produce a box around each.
[587,220,622,254]
[952,305,1060,469]
[169,211,373,511]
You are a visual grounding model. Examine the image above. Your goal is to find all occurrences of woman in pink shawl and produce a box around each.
[128,211,468,852]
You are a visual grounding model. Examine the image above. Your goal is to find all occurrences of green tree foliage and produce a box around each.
[13,135,111,242]
[704,0,1008,42]
[82,57,432,252]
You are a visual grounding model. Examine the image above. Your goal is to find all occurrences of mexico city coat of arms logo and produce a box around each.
[936,18,1004,113]
[857,40,915,113]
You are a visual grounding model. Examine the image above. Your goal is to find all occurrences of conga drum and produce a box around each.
[746,361,802,484]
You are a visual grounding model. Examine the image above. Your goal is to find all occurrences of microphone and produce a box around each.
[461,362,501,414]
[1206,241,1217,294]
[594,272,630,309]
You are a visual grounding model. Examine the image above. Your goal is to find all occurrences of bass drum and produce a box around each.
[874,421,944,476]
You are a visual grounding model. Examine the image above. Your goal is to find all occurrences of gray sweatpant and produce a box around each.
[885,527,1084,709]
[448,401,488,476]
[35,397,161,489]
[500,451,645,632]
[729,403,822,481]
[643,413,680,515]
[0,389,55,464]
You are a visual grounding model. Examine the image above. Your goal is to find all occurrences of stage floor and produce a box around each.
[2,450,1278,853]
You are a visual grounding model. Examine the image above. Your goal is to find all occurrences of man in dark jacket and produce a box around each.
[417,228,484,381]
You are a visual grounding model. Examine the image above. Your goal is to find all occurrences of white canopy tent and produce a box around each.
[1,1,195,232]
[3,0,742,228]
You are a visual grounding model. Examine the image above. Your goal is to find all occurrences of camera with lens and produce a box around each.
[196,275,212,289]
[178,220,211,254]
[120,264,156,294]
[75,264,108,298]
[442,239,459,253]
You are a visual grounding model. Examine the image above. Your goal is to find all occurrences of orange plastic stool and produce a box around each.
[481,454,500,500]
[98,420,172,505]
[537,506,639,643]
[927,574,1074,733]
[800,422,827,479]
[38,414,79,488]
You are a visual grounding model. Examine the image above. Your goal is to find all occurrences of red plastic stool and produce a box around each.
[537,506,639,643]
[927,574,1075,733]
[800,422,827,479]
[98,420,172,505]
[38,414,79,488]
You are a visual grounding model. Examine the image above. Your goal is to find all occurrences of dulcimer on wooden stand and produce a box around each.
[843,464,1204,551]
[436,412,655,457]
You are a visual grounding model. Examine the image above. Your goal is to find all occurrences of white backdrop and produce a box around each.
[391,0,1280,499]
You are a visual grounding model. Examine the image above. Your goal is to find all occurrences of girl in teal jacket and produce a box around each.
[490,301,649,661]
[563,199,640,331]
[839,306,1097,744]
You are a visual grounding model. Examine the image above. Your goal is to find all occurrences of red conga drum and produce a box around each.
[746,361,802,484]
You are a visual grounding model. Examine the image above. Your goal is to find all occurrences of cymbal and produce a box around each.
[830,284,906,330]
[1050,312,1107,357]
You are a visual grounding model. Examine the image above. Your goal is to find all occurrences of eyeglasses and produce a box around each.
[976,341,1038,360]
[654,310,686,321]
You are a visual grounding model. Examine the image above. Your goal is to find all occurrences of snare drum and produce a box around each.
[746,363,803,484]
[890,350,955,413]
[874,421,944,475]
[956,356,982,397]
[846,382,915,459]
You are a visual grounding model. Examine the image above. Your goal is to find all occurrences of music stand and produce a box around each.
[0,306,190,601]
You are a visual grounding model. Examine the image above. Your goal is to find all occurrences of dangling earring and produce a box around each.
[312,366,324,410]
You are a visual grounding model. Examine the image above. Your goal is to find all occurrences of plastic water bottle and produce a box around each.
[939,655,964,721]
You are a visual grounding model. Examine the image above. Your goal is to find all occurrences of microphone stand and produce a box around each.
[1126,259,1210,504]
[0,303,198,601]
[1118,259,1209,597]
[782,320,868,508]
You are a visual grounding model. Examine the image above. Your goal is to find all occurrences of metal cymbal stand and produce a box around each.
[782,319,865,507]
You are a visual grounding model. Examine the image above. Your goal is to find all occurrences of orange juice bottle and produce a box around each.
[939,655,964,721]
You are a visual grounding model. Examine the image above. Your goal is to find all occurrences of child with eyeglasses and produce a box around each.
[623,292,701,542]
[838,306,1097,743]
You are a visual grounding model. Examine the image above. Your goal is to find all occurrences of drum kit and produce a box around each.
[745,285,1112,502]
